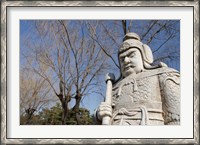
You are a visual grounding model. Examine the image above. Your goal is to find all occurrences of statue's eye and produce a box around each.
[129,52,136,57]
[120,57,124,62]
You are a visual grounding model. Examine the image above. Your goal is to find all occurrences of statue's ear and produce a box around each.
[142,44,154,64]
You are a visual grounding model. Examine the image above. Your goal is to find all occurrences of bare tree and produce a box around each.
[20,67,54,124]
[21,20,109,124]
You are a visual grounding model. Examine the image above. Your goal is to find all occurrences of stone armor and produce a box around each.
[95,32,180,125]
[110,67,180,125]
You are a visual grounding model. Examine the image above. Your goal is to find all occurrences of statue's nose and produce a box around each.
[124,57,129,64]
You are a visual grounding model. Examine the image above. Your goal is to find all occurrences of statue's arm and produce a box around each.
[159,72,180,125]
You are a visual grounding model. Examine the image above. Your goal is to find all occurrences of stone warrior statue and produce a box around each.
[95,32,180,125]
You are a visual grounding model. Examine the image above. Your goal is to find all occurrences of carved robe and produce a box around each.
[110,67,180,125]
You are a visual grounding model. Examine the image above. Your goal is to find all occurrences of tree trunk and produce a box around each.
[73,94,81,112]
[72,93,82,124]
[25,108,35,124]
[61,101,68,125]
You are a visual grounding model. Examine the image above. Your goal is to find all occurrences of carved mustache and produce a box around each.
[123,64,135,70]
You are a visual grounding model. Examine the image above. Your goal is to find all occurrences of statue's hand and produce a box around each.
[97,102,112,120]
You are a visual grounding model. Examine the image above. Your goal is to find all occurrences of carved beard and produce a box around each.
[123,67,136,76]
[122,65,143,77]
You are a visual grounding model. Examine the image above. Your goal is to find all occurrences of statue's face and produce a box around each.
[119,48,144,77]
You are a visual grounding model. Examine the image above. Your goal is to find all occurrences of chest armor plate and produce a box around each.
[112,75,162,111]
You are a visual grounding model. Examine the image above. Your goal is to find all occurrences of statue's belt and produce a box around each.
[111,102,164,124]
[112,109,164,121]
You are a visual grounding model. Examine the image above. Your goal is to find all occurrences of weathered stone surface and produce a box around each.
[96,32,180,125]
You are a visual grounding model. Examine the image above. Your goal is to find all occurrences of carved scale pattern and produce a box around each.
[159,73,180,124]
[113,76,160,106]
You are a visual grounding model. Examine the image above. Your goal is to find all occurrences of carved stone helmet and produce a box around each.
[119,32,154,66]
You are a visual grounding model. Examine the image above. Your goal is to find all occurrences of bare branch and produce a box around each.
[141,20,158,40]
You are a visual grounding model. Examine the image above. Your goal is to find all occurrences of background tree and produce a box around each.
[20,66,54,124]
[21,20,110,124]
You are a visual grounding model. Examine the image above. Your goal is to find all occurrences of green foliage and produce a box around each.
[67,108,94,125]
[20,102,94,125]
[39,103,63,125]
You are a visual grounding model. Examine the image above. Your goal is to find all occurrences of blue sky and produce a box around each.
[20,20,180,114]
